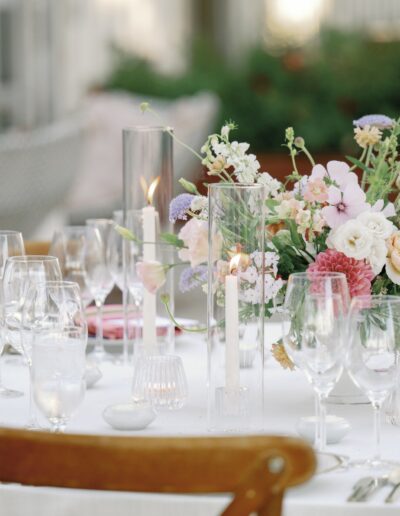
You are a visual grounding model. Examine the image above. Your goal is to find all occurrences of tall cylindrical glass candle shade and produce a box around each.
[122,128,174,356]
[207,183,265,432]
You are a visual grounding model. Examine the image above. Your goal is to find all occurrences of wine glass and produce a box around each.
[0,230,25,397]
[347,295,400,470]
[22,281,85,429]
[281,271,349,451]
[84,222,115,362]
[2,255,62,423]
[49,227,94,308]
[32,325,87,433]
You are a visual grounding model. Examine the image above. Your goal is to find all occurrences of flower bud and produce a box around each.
[294,136,305,147]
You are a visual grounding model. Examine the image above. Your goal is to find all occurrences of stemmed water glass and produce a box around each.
[347,295,400,471]
[32,325,87,433]
[0,230,25,397]
[2,255,62,425]
[84,221,115,362]
[281,271,349,451]
[21,281,85,429]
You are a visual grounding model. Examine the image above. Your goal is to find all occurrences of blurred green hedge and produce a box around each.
[105,31,400,153]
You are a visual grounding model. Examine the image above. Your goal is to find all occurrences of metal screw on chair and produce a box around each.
[267,456,285,474]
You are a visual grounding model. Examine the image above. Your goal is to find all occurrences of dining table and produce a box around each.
[1,321,400,516]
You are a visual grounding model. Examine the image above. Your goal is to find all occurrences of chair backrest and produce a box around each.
[24,241,50,255]
[0,429,315,516]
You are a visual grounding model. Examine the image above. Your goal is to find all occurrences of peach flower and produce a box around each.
[386,231,400,285]
[303,178,328,203]
[178,218,222,268]
[136,261,166,294]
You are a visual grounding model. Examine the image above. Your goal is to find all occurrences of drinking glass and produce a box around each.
[281,271,349,451]
[22,281,85,428]
[32,325,87,433]
[49,227,93,308]
[84,222,115,362]
[347,295,400,470]
[2,255,62,423]
[0,230,25,397]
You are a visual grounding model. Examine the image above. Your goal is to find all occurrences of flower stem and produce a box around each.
[161,294,206,333]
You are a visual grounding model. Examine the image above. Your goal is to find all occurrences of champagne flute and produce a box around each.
[347,295,400,470]
[281,271,349,451]
[49,226,94,308]
[22,281,85,429]
[84,222,115,362]
[2,255,62,418]
[32,325,87,433]
[0,230,25,397]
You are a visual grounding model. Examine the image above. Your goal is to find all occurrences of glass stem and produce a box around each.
[28,364,37,428]
[317,392,327,452]
[122,286,129,365]
[314,393,321,450]
[373,402,382,463]
[0,354,4,390]
[94,300,104,354]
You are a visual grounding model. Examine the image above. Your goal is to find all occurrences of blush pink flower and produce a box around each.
[303,178,328,203]
[136,261,166,294]
[322,183,369,229]
[307,249,374,297]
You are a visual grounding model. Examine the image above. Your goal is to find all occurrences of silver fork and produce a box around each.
[347,477,375,502]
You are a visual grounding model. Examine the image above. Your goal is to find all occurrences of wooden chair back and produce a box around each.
[0,429,315,516]
[24,241,50,256]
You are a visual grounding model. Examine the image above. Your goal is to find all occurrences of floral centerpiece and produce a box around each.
[118,107,400,369]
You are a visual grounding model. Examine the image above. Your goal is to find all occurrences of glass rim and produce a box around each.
[0,230,23,236]
[122,126,173,133]
[288,271,347,279]
[86,218,114,225]
[31,280,80,289]
[7,255,59,262]
[208,183,266,190]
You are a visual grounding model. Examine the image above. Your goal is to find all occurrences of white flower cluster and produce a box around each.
[210,138,261,183]
[238,250,283,304]
[257,172,281,198]
[328,211,394,275]
[190,195,208,219]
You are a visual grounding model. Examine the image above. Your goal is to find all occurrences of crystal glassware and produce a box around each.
[132,355,188,410]
[85,220,115,363]
[347,295,400,470]
[49,226,94,308]
[207,183,266,432]
[0,230,25,398]
[22,281,85,429]
[32,325,87,432]
[281,271,349,451]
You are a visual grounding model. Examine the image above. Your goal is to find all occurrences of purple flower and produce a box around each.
[169,194,195,223]
[179,265,208,293]
[353,114,394,129]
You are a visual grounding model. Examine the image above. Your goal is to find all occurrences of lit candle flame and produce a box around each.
[229,254,242,275]
[140,176,161,205]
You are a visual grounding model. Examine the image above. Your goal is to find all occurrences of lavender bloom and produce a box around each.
[169,194,195,223]
[353,114,394,129]
[179,265,208,293]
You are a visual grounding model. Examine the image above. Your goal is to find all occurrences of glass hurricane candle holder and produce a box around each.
[207,183,265,432]
[122,128,174,357]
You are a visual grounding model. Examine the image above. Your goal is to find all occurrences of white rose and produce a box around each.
[329,219,373,260]
[357,211,394,239]
[368,239,387,275]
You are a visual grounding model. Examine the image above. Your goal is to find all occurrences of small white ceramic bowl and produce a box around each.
[85,363,102,388]
[296,415,351,445]
[103,401,156,431]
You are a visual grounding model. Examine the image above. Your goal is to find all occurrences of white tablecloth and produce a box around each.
[1,323,400,516]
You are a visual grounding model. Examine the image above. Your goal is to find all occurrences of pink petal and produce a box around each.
[327,160,358,188]
[310,164,327,180]
[342,183,366,205]
[345,202,370,219]
[322,205,350,229]
[327,185,342,205]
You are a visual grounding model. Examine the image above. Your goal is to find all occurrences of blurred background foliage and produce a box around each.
[105,30,400,154]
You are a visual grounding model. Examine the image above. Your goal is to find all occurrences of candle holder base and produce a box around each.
[215,386,249,417]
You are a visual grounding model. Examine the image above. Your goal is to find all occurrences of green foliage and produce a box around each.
[105,31,400,152]
[159,232,185,248]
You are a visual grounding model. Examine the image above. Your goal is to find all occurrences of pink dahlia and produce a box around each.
[307,249,374,297]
